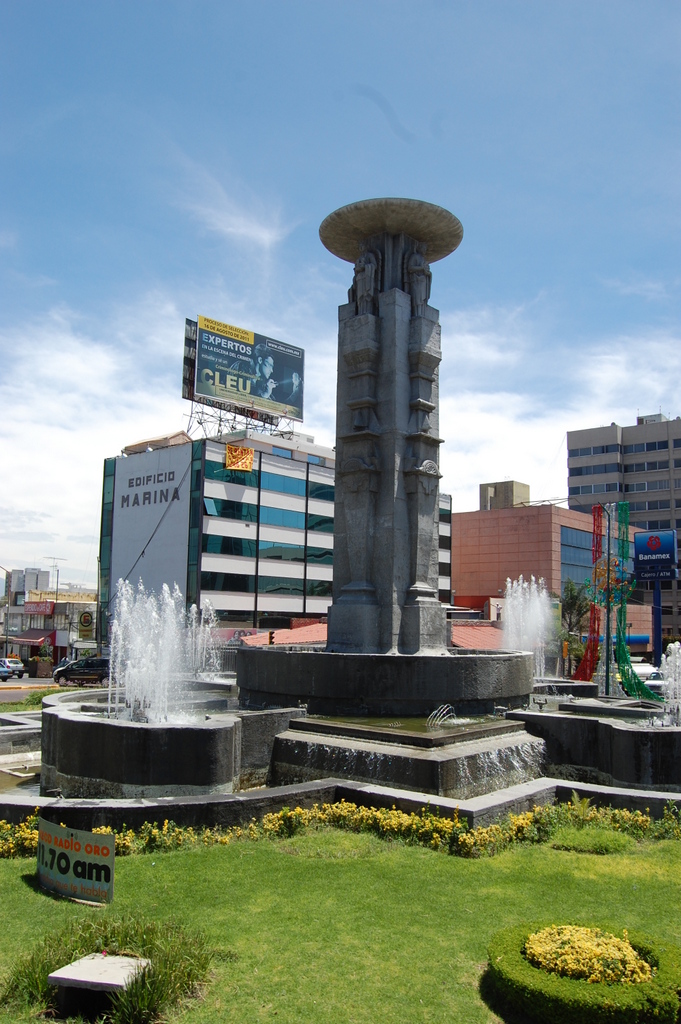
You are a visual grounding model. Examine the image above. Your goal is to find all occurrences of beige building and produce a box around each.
[567,413,681,636]
[479,479,530,511]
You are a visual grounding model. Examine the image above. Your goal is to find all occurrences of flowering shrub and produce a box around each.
[524,926,652,984]
[486,925,681,1024]
[1,796,680,861]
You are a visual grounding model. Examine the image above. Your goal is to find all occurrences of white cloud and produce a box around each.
[173,153,292,250]
[602,276,674,301]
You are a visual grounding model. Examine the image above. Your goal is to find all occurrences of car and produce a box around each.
[0,657,24,679]
[53,656,110,686]
[0,664,10,682]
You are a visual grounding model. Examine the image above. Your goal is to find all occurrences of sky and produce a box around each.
[1,1,680,590]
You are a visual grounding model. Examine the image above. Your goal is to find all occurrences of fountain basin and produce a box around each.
[237,648,533,716]
[510,706,681,791]
[41,690,305,798]
[271,717,545,799]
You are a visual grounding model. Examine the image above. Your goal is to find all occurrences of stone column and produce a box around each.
[320,199,463,655]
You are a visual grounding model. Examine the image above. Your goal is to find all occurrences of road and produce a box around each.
[0,680,57,704]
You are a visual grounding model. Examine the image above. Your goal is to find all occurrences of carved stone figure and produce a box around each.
[407,244,432,317]
[353,244,378,315]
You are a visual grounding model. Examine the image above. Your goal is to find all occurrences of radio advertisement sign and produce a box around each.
[634,530,678,581]
[193,315,304,422]
[38,819,114,903]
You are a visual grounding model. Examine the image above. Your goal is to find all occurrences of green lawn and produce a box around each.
[2,829,681,1023]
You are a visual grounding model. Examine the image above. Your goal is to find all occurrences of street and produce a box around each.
[0,680,56,703]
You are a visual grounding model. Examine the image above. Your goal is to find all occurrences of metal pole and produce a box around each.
[604,504,612,697]
[1,565,9,658]
[653,580,662,668]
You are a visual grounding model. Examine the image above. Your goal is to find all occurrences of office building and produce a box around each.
[99,428,455,642]
[567,413,681,636]
[450,503,652,651]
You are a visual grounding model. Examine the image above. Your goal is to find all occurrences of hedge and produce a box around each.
[483,923,681,1024]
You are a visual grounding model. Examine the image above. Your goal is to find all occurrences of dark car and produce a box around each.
[53,656,110,686]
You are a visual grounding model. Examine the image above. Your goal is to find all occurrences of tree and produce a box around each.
[561,579,591,677]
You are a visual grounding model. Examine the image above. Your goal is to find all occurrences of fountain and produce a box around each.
[662,642,681,726]
[40,582,303,798]
[108,581,219,723]
[503,576,552,678]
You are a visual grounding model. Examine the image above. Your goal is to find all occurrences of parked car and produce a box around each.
[0,657,25,679]
[0,663,10,682]
[53,656,110,686]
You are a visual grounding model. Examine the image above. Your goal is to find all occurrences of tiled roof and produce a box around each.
[241,621,506,650]
[450,624,504,650]
[241,623,328,646]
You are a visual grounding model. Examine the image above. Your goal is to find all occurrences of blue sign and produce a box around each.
[634,530,678,580]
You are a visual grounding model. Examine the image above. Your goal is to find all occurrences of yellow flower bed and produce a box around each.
[1,797,680,861]
[524,925,652,984]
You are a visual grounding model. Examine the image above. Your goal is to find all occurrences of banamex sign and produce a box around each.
[38,819,114,903]
[634,530,678,581]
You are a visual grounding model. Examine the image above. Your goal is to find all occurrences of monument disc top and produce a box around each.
[319,197,463,264]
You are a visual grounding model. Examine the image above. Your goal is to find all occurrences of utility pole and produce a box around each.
[43,557,67,603]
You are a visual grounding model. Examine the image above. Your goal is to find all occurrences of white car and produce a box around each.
[0,657,25,679]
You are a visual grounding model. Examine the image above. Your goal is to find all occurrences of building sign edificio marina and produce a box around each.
[110,444,191,600]
[193,315,304,422]
[38,819,114,903]
[634,530,678,581]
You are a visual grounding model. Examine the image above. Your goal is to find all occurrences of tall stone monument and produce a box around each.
[237,198,533,715]
[319,198,463,655]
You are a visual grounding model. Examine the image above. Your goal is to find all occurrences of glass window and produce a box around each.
[439,534,451,549]
[307,513,334,533]
[258,575,304,595]
[605,444,621,453]
[271,446,292,459]
[260,506,306,529]
[200,572,255,593]
[307,455,326,466]
[623,443,645,454]
[308,481,335,502]
[307,546,334,565]
[305,579,332,597]
[592,445,605,454]
[438,508,452,523]
[202,535,257,558]
[203,497,257,521]
[204,460,259,487]
[261,471,306,497]
[258,540,305,562]
[674,438,681,449]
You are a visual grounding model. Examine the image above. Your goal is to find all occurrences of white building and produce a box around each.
[99,429,454,642]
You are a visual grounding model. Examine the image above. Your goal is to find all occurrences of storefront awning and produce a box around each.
[10,629,56,646]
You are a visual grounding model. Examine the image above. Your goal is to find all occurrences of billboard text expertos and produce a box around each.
[188,316,304,422]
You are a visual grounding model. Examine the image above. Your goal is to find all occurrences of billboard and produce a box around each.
[634,530,678,581]
[110,444,192,603]
[186,315,304,422]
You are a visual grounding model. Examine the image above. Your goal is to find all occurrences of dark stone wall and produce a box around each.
[238,648,533,716]
[511,710,681,790]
